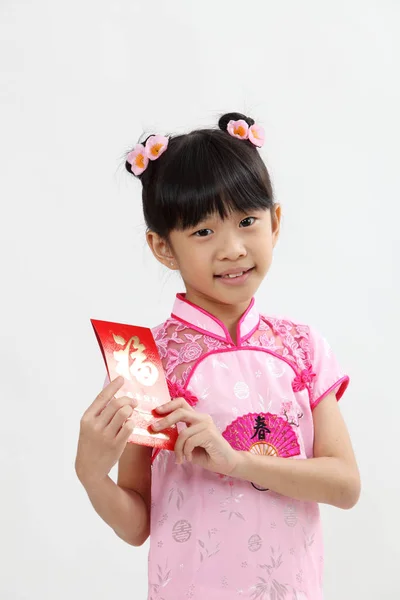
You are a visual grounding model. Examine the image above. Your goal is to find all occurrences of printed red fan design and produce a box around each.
[91,319,177,450]
[222,412,301,491]
[222,412,300,458]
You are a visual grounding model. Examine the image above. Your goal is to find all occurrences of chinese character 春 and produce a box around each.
[250,416,271,441]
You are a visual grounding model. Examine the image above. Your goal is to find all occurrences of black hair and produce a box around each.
[125,112,274,238]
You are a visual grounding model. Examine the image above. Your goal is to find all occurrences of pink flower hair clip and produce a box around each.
[127,134,169,176]
[227,119,265,148]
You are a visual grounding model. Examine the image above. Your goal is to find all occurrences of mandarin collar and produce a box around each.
[171,293,260,346]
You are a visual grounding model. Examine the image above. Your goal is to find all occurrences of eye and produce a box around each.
[240,217,257,228]
[193,228,213,237]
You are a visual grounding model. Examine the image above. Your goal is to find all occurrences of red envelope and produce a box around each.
[91,319,177,450]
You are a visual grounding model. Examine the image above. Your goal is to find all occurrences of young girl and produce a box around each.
[75,112,360,600]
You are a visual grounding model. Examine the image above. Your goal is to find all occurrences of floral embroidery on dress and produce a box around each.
[153,313,315,394]
[149,560,172,598]
[266,318,312,369]
[203,335,226,351]
[153,326,169,359]
[168,486,185,510]
[281,401,304,427]
[153,320,209,385]
[258,333,280,351]
[198,529,221,563]
[179,334,203,362]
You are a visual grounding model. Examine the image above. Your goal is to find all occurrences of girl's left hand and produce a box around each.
[153,398,238,476]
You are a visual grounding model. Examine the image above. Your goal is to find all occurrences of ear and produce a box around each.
[146,231,177,270]
[271,204,281,248]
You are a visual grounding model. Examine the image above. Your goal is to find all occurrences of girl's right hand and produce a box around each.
[75,376,137,486]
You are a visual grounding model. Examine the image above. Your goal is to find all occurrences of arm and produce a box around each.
[79,443,152,546]
[231,392,361,509]
[75,375,152,546]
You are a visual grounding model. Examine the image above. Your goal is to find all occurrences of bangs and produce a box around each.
[143,129,274,235]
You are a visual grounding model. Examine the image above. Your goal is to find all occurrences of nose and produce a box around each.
[216,230,247,262]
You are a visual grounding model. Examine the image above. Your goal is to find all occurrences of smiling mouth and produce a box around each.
[215,267,254,279]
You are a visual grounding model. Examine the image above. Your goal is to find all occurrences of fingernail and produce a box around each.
[152,422,160,431]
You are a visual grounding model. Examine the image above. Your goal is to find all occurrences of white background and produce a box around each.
[1,1,399,598]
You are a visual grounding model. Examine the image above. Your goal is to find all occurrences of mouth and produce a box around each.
[215,267,254,279]
[214,267,255,285]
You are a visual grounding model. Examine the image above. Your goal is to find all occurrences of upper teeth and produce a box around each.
[224,272,244,278]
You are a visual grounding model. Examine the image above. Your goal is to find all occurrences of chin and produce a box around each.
[219,285,259,306]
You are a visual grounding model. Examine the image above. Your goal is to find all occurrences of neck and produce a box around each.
[184,289,251,345]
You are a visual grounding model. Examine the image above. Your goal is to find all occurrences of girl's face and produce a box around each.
[148,206,281,308]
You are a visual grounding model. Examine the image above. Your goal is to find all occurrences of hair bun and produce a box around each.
[124,134,162,181]
[218,112,255,132]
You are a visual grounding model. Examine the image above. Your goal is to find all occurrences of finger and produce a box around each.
[115,417,135,446]
[182,431,208,463]
[106,404,135,437]
[155,398,191,414]
[98,395,137,428]
[175,423,205,464]
[152,408,204,432]
[85,376,125,419]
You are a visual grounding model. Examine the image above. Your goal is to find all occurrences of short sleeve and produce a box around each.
[309,327,349,410]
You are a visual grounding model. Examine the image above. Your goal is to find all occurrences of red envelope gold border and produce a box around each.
[91,319,177,450]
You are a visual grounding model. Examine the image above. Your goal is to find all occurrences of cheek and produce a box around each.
[254,238,274,270]
[255,234,273,255]
[179,247,211,276]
